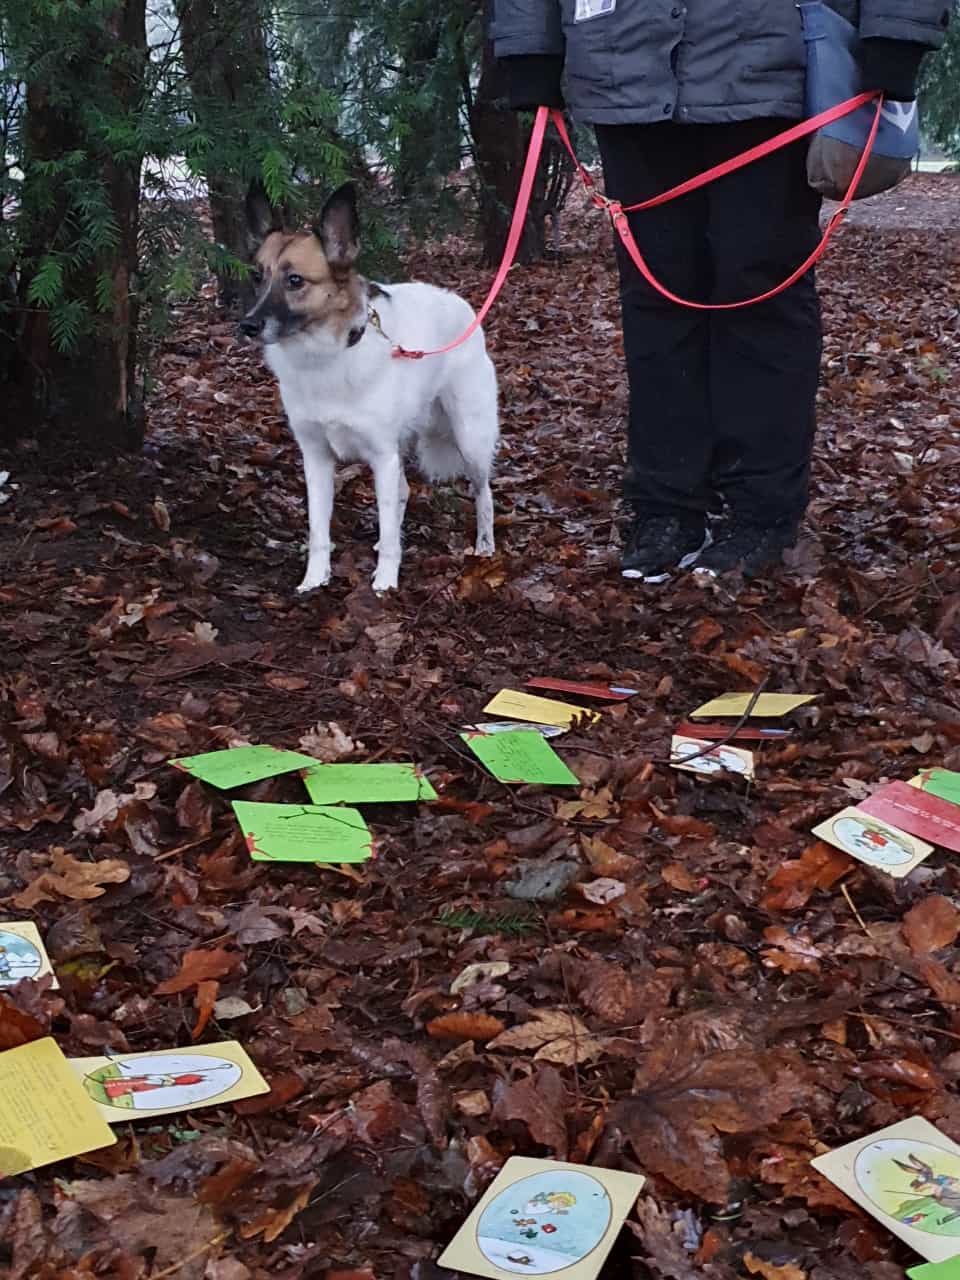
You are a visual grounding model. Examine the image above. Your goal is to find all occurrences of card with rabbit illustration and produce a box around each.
[813,1118,960,1262]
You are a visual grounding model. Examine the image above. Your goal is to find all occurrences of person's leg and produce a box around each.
[698,120,823,574]
[595,122,715,519]
[595,122,719,578]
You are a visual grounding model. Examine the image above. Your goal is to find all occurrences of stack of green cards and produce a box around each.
[909,1263,960,1279]
[461,730,579,786]
[912,768,960,807]
[302,762,437,805]
[232,801,372,863]
[172,745,320,790]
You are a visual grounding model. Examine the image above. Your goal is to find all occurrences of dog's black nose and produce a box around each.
[239,316,263,337]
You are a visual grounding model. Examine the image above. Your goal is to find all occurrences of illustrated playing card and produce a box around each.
[812,1118,960,1263]
[438,1156,644,1280]
[812,806,934,878]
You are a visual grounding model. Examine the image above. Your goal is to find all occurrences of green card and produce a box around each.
[460,730,579,786]
[172,746,319,790]
[302,763,438,805]
[232,801,372,863]
[908,1260,960,1279]
[911,769,960,808]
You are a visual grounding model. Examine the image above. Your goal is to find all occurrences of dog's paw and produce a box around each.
[296,572,330,594]
[371,573,398,595]
[474,539,495,558]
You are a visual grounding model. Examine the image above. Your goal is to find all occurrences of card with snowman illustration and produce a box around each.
[438,1157,645,1280]
[0,921,57,988]
[812,806,934,878]
[812,1118,960,1263]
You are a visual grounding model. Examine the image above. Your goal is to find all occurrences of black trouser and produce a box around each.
[595,120,823,528]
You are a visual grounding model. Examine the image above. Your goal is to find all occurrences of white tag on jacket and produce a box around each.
[575,0,615,21]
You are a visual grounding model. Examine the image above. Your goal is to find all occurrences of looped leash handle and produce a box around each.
[552,93,883,312]
[392,91,883,355]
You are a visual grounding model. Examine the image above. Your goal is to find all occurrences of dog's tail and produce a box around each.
[415,435,466,483]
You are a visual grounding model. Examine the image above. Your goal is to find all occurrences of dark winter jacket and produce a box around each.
[491,0,950,124]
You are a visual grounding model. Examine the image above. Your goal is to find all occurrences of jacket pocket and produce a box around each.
[738,0,806,73]
[562,0,616,87]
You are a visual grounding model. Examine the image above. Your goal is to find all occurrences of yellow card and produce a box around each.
[483,691,600,730]
[69,1041,269,1123]
[0,921,57,988]
[812,807,934,879]
[0,1038,115,1175]
[690,693,816,719]
[811,1118,960,1263]
[438,1156,645,1280]
[670,735,755,781]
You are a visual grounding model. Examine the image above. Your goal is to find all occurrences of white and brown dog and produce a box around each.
[242,183,499,594]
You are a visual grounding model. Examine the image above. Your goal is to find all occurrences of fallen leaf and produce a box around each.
[239,1182,316,1242]
[489,1010,607,1066]
[193,979,219,1039]
[454,1090,491,1116]
[744,1253,807,1280]
[13,849,130,907]
[492,1066,569,1157]
[761,842,850,912]
[155,947,241,995]
[214,996,259,1020]
[426,1012,505,1042]
[579,877,626,904]
[902,894,960,956]
[450,961,511,995]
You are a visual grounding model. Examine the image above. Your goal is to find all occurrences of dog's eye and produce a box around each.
[251,269,263,286]
[287,273,304,290]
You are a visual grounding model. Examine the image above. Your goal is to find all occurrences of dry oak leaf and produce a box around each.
[426,1011,505,1042]
[155,947,241,996]
[12,848,130,908]
[744,1255,807,1280]
[489,1009,607,1066]
[902,894,960,956]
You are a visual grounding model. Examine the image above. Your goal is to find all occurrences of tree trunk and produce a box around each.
[6,0,146,453]
[176,0,277,309]
[469,33,549,267]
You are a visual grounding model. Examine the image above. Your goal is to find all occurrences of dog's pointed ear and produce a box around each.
[316,182,360,272]
[246,179,283,244]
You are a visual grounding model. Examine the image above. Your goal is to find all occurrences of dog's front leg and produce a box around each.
[297,435,335,592]
[371,453,404,594]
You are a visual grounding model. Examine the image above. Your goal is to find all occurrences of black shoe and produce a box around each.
[694,517,797,578]
[621,513,710,582]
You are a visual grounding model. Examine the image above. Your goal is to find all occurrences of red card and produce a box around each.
[859,780,960,854]
[674,721,792,742]
[525,677,638,701]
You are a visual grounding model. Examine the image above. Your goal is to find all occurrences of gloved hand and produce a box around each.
[499,54,565,111]
[861,37,927,102]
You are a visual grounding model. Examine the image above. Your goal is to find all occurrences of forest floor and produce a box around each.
[2,174,960,1280]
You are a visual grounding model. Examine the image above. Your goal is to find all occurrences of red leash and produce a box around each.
[392,92,882,358]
